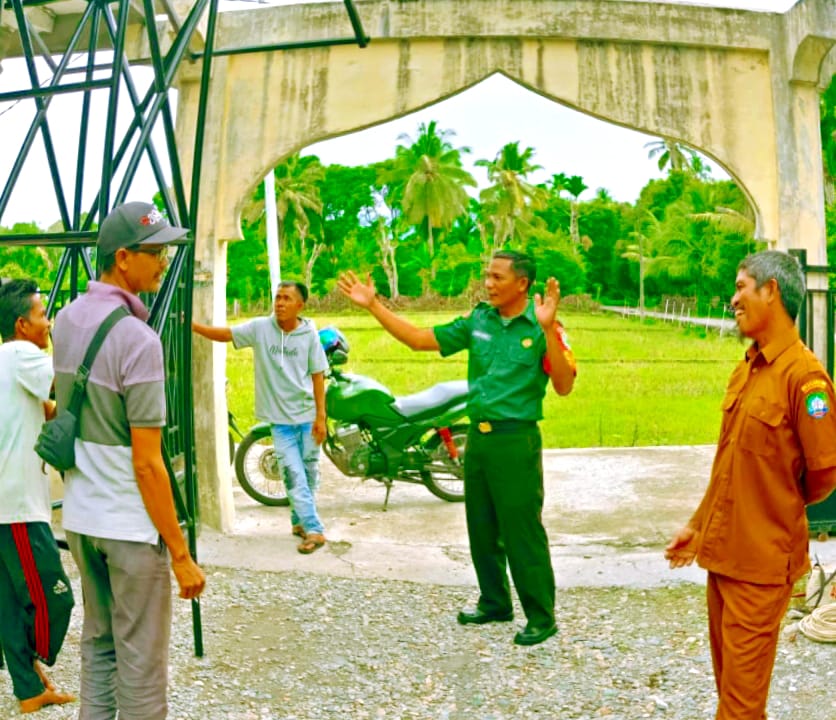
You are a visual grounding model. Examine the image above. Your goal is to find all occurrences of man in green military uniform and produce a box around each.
[338,250,576,645]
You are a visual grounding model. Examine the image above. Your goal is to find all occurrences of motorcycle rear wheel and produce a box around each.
[420,424,467,502]
[234,427,290,507]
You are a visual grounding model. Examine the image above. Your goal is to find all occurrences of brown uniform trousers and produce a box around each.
[707,574,792,720]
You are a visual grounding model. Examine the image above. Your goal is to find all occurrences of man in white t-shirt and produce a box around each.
[0,279,75,714]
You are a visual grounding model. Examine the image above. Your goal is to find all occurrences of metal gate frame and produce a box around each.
[0,0,369,658]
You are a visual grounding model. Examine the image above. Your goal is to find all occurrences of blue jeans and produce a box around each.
[271,423,324,535]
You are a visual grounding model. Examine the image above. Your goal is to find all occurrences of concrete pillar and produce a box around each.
[776,79,828,261]
[175,65,236,532]
[770,27,833,363]
[191,250,236,532]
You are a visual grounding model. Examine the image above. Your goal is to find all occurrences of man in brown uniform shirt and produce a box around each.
[666,250,836,720]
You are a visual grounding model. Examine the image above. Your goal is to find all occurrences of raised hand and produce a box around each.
[534,277,561,330]
[337,271,377,309]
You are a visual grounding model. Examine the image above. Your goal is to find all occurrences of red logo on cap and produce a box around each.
[140,209,165,226]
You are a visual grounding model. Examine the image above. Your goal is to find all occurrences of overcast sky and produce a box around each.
[0,0,800,227]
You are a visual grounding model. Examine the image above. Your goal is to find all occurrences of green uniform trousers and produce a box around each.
[464,425,555,628]
[0,522,74,700]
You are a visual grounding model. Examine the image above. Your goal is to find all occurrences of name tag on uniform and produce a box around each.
[473,330,492,341]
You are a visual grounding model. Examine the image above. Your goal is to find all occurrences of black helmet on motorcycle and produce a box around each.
[319,326,349,356]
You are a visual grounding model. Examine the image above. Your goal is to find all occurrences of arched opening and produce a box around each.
[215,73,768,445]
[227,74,760,318]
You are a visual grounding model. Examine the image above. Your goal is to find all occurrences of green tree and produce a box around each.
[320,164,376,252]
[631,176,760,309]
[241,154,324,255]
[232,154,324,304]
[821,75,836,204]
[688,205,755,236]
[476,142,548,253]
[381,121,476,280]
[227,226,271,309]
[523,231,588,296]
[577,192,632,301]
[0,223,62,289]
[314,162,377,291]
[548,173,591,246]
[621,212,675,318]
[826,202,836,278]
[644,138,702,175]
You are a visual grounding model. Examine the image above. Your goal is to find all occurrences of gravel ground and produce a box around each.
[2,562,834,720]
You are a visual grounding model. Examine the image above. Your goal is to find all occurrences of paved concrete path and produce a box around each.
[198,445,836,588]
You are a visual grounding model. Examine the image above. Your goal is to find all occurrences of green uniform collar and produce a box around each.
[476,299,538,327]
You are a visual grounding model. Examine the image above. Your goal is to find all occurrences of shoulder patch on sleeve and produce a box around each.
[805,391,830,419]
[555,322,572,352]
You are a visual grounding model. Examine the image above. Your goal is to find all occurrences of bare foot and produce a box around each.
[19,688,76,713]
[33,660,55,691]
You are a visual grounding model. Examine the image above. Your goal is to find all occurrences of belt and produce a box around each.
[473,419,538,434]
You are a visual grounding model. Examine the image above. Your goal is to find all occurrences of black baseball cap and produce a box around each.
[97,202,189,255]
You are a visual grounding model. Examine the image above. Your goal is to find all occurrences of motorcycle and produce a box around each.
[233,326,469,508]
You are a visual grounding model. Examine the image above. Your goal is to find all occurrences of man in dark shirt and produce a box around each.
[339,250,576,645]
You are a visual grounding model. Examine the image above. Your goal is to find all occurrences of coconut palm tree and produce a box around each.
[381,121,476,279]
[621,211,675,320]
[240,153,324,254]
[564,175,588,247]
[549,172,589,247]
[644,138,702,175]
[476,142,548,253]
[689,206,755,236]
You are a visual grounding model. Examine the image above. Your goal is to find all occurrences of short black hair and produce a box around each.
[492,250,537,290]
[0,278,39,342]
[97,250,117,275]
[276,280,309,303]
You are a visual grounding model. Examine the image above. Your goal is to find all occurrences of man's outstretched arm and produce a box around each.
[338,271,439,352]
[192,321,233,343]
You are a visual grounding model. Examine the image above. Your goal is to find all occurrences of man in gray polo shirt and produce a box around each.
[193,280,329,553]
[52,201,205,720]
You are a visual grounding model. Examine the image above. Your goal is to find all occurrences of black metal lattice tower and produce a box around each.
[0,0,368,657]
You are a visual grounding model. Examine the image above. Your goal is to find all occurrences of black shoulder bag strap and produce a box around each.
[67,306,131,419]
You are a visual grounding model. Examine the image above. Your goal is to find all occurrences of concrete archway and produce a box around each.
[171,0,835,529]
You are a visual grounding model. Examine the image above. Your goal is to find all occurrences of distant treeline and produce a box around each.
[4,77,835,314]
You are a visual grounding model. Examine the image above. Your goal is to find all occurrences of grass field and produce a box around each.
[224,310,746,449]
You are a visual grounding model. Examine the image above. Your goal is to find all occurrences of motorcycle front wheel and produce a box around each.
[234,428,290,507]
[420,424,467,502]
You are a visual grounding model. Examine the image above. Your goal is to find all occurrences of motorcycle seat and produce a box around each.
[392,380,468,419]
